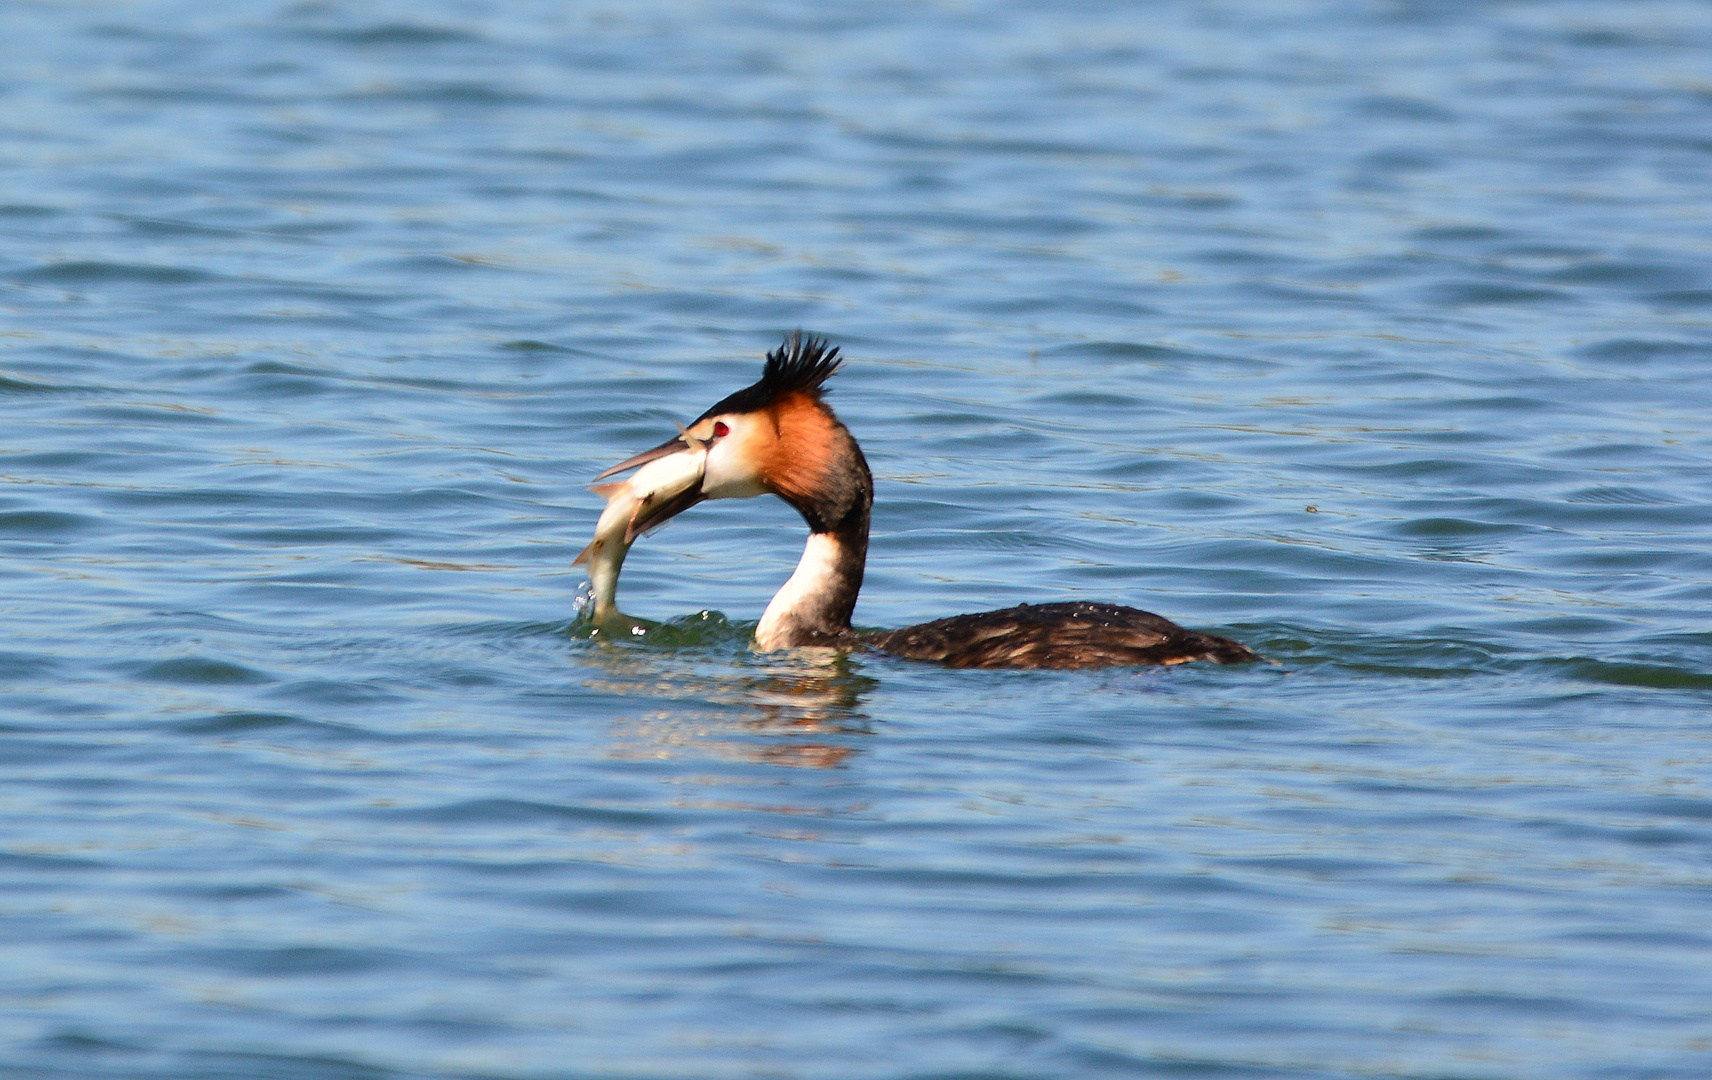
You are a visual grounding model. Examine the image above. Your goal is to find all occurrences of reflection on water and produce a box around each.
[579,634,877,769]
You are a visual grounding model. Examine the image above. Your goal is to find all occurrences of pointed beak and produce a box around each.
[593,433,692,481]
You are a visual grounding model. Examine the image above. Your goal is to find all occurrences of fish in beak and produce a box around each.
[590,422,715,538]
[573,441,708,625]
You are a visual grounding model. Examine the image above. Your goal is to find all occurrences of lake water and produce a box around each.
[2,2,1710,1077]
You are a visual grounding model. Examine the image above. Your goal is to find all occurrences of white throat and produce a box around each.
[754,533,849,651]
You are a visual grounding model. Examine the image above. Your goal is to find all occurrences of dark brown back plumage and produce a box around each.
[861,601,1259,669]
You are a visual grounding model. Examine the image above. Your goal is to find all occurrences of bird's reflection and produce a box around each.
[575,636,878,770]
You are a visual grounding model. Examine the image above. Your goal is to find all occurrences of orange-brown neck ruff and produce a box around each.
[754,390,872,540]
[759,392,839,515]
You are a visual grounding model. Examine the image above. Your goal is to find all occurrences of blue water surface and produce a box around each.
[2,1,1711,1077]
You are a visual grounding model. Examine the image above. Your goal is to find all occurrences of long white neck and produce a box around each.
[754,531,864,650]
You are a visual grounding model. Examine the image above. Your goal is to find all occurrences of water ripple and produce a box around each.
[1,1,1710,1078]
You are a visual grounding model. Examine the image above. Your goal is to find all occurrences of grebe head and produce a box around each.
[594,332,866,534]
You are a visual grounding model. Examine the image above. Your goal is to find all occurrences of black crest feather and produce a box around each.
[762,331,842,396]
[695,331,843,420]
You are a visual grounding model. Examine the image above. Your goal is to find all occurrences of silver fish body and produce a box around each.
[574,446,708,626]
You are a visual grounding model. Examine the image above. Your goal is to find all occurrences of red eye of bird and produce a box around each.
[713,421,730,438]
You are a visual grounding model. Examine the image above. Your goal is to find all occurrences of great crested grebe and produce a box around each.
[593,333,1259,669]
